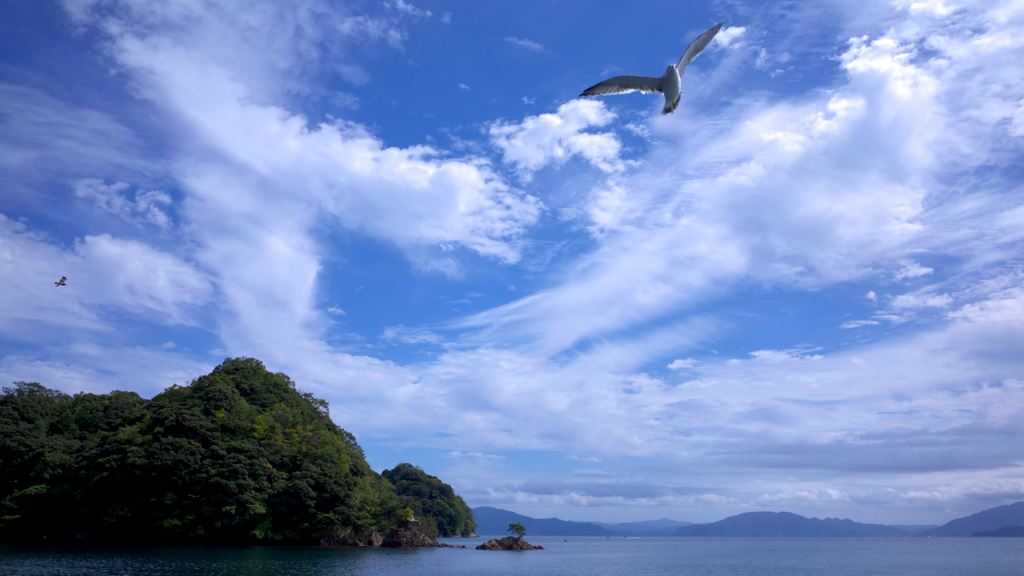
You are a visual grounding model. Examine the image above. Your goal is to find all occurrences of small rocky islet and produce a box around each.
[476,536,544,550]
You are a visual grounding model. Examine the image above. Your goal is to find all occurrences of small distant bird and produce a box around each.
[55,276,66,287]
[580,23,723,115]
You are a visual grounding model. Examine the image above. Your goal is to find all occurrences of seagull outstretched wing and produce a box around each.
[677,22,723,72]
[578,22,723,115]
[580,75,663,97]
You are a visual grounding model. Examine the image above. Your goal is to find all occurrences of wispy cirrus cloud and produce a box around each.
[387,0,432,19]
[382,325,444,345]
[74,179,173,229]
[0,83,151,193]
[505,36,544,52]
[840,320,880,329]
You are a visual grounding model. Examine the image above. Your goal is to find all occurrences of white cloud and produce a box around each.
[1011,99,1024,137]
[668,358,697,369]
[333,276,1024,522]
[136,54,540,265]
[715,26,747,48]
[754,47,770,70]
[475,483,741,510]
[571,469,610,476]
[447,451,506,459]
[750,349,824,362]
[690,494,740,505]
[623,122,651,139]
[586,184,637,234]
[74,179,131,214]
[504,37,544,52]
[893,479,1024,502]
[894,0,957,16]
[337,15,405,48]
[488,100,623,179]
[388,0,431,18]
[0,215,214,332]
[891,292,953,309]
[76,234,214,319]
[61,0,544,350]
[0,344,212,398]
[382,324,444,345]
[840,320,880,329]
[74,179,173,228]
[948,287,1024,324]
[755,488,851,504]
[895,262,934,280]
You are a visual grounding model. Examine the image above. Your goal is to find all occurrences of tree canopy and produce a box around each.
[0,357,468,545]
[508,522,526,540]
[381,463,477,537]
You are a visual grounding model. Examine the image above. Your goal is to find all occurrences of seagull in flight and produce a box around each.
[580,23,723,115]
[55,276,67,287]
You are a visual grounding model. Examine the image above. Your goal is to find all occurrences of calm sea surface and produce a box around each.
[2,536,1023,575]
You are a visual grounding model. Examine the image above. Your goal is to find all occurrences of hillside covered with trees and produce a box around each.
[0,357,475,544]
[383,463,477,537]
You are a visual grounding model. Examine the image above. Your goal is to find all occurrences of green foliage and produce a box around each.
[0,358,460,545]
[381,463,477,537]
[508,522,526,540]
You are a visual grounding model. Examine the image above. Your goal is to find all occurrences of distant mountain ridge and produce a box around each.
[672,511,910,537]
[917,502,1024,537]
[971,526,1024,537]
[593,518,693,536]
[473,501,1024,539]
[472,507,623,536]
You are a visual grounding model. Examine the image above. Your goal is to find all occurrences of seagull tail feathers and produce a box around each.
[662,94,681,115]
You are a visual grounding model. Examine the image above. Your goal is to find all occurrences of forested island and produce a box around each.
[0,357,475,545]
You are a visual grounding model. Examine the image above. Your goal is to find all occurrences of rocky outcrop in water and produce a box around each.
[476,536,543,550]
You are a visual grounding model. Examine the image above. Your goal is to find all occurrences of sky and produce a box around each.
[2,0,1024,526]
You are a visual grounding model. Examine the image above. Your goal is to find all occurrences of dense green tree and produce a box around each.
[381,463,477,537]
[508,522,526,540]
[0,358,460,545]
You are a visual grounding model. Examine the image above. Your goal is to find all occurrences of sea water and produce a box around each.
[2,536,1023,575]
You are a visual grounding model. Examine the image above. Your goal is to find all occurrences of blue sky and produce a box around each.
[3,0,1024,525]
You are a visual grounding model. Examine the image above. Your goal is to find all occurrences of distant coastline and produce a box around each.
[472,501,1024,538]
